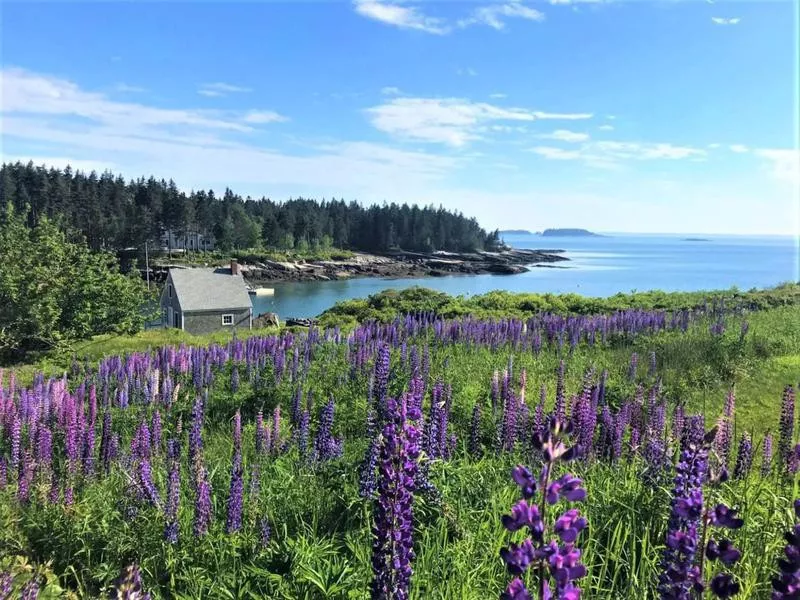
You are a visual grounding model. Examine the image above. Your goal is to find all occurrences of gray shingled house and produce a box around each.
[160,261,252,335]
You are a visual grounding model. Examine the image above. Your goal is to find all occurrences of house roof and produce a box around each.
[168,268,252,312]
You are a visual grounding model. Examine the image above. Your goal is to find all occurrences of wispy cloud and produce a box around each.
[353,0,449,34]
[458,1,545,30]
[354,0,546,34]
[381,86,402,95]
[538,129,590,143]
[197,82,252,97]
[1,67,456,199]
[711,17,741,25]
[457,67,478,77]
[366,97,593,146]
[114,83,146,93]
[529,140,707,167]
[598,124,614,131]
[729,144,748,153]
[489,93,507,99]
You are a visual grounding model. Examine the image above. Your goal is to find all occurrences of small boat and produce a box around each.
[248,287,275,297]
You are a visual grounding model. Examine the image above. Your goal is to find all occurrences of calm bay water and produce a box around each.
[252,233,800,319]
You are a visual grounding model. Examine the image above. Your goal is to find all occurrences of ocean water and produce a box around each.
[252,233,800,319]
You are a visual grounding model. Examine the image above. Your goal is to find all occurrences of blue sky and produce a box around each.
[1,0,798,234]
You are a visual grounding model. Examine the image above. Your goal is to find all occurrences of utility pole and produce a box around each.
[145,240,151,291]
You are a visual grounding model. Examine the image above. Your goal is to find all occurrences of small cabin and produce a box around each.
[160,260,252,335]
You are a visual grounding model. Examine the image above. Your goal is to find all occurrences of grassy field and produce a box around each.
[1,292,799,598]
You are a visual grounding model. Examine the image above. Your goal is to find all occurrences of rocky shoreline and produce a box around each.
[242,248,568,284]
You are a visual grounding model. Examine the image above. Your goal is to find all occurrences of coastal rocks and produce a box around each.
[244,248,568,284]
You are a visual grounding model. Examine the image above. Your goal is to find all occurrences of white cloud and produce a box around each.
[539,129,590,143]
[707,143,721,149]
[381,86,402,95]
[242,110,287,124]
[458,1,545,30]
[529,146,583,160]
[366,97,593,146]
[2,155,117,173]
[756,149,800,184]
[197,82,252,97]
[457,67,478,77]
[711,17,741,25]
[528,139,707,167]
[353,0,449,34]
[489,93,507,99]
[729,144,748,153]
[1,67,457,199]
[598,124,614,131]
[114,83,146,93]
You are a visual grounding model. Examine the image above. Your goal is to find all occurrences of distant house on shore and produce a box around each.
[160,229,215,252]
[160,260,252,335]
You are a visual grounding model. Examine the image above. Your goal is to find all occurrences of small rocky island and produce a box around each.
[499,229,533,235]
[242,248,568,283]
[539,228,603,237]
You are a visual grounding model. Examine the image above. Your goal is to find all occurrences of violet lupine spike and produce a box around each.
[762,433,774,477]
[20,580,39,600]
[500,419,587,600]
[112,564,152,600]
[193,466,213,537]
[151,410,162,455]
[315,396,342,462]
[259,516,271,549]
[649,350,657,377]
[468,401,482,457]
[771,499,800,599]
[658,430,712,599]
[164,440,181,544]
[370,394,421,600]
[298,410,311,465]
[137,457,161,508]
[0,571,11,600]
[225,459,244,533]
[255,410,265,455]
[271,405,281,454]
[733,433,753,480]
[359,410,379,499]
[373,343,391,416]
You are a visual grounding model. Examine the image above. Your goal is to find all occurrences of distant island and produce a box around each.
[539,228,603,237]
[683,237,711,242]
[499,229,533,235]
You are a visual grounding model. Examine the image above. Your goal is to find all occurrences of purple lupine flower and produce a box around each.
[259,516,271,549]
[733,433,753,480]
[468,401,482,457]
[0,457,6,490]
[500,418,587,600]
[164,440,180,544]
[10,415,21,472]
[226,410,244,533]
[193,466,212,537]
[0,571,11,600]
[370,394,421,600]
[373,343,391,413]
[659,432,710,598]
[780,386,797,475]
[315,396,342,462]
[298,410,311,464]
[151,410,162,455]
[491,370,500,415]
[772,499,800,599]
[231,364,240,393]
[762,432,774,477]
[714,389,736,466]
[359,410,379,499]
[20,579,39,600]
[137,457,161,508]
[112,564,152,600]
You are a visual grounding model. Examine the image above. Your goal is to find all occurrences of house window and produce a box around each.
[222,314,234,326]
[168,284,173,298]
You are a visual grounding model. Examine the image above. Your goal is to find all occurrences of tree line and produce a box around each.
[0,162,502,257]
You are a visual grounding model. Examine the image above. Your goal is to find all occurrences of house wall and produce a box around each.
[183,308,251,336]
[160,276,183,328]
